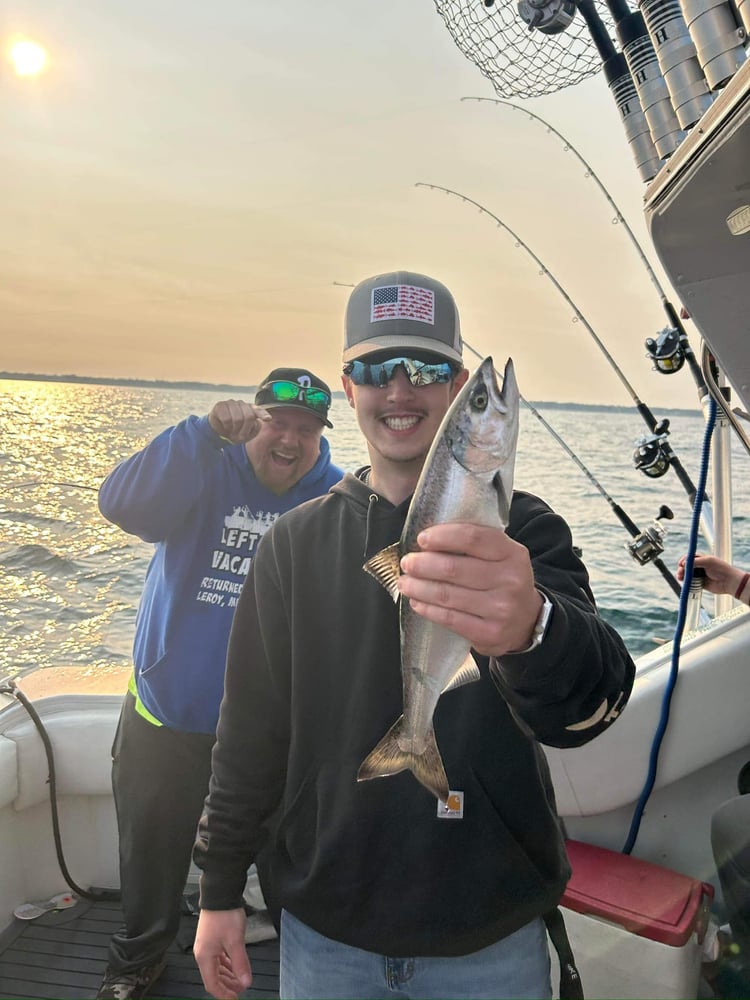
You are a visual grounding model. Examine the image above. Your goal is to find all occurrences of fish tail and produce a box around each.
[357,717,450,803]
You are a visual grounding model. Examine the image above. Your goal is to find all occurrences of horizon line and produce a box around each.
[0,370,702,414]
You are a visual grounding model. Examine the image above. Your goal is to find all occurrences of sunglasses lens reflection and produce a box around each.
[345,358,454,387]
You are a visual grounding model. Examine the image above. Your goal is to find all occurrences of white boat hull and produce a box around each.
[0,690,121,929]
[546,606,750,883]
[3,609,750,961]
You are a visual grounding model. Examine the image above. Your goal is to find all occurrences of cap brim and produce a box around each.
[262,401,333,429]
[342,333,463,365]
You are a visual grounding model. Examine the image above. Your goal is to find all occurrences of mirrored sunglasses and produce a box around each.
[262,380,331,418]
[343,357,456,388]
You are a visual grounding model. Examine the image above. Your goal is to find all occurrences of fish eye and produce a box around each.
[471,386,488,411]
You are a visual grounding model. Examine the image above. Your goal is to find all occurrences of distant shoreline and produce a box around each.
[0,370,702,415]
[0,370,256,394]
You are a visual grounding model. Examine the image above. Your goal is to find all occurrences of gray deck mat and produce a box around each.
[0,898,279,999]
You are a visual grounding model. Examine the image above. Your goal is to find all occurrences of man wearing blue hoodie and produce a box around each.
[96,367,344,1000]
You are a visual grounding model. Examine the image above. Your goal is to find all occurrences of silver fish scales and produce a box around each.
[358,357,520,802]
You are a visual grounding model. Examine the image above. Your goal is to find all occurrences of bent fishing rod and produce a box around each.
[463,340,682,598]
[416,182,714,547]
[460,96,708,400]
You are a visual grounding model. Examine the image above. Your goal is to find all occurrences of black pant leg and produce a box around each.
[107,691,215,972]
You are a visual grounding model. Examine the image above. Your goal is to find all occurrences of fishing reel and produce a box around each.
[626,505,674,566]
[645,327,687,374]
[633,430,672,479]
[516,0,577,33]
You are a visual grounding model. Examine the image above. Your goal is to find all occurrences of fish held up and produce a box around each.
[357,357,520,803]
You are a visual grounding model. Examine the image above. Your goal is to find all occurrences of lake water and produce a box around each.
[2,377,750,677]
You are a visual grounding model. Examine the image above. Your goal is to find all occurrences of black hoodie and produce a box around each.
[195,471,635,957]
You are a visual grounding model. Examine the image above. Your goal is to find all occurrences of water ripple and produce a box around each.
[1,379,749,678]
[0,543,80,576]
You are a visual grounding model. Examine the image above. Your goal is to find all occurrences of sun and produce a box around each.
[8,39,48,77]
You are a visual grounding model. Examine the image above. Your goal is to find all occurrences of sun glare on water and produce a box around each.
[8,38,48,76]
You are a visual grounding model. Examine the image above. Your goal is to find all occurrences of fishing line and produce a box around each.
[463,340,682,598]
[622,395,717,854]
[416,182,712,541]
[459,96,709,400]
[8,480,98,492]
[462,97,664,299]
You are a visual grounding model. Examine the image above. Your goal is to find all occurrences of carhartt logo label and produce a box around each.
[437,790,464,819]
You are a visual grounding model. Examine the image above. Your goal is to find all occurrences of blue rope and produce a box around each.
[622,397,717,854]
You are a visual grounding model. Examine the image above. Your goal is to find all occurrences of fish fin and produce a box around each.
[492,471,512,526]
[357,717,450,804]
[363,543,402,602]
[442,652,482,693]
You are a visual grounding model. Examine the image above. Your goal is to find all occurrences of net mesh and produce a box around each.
[432,0,628,98]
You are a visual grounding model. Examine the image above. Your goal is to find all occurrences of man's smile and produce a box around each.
[380,414,422,432]
[271,450,297,466]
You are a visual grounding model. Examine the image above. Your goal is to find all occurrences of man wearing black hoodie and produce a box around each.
[193,270,635,1000]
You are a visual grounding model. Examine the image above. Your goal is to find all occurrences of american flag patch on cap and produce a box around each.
[370,285,435,325]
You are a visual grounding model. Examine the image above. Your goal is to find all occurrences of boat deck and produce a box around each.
[0,898,280,999]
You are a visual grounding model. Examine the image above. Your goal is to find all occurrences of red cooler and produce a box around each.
[555,840,714,999]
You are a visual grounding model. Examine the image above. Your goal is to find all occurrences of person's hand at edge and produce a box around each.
[193,907,252,1000]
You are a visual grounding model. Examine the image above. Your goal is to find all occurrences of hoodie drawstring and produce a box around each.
[363,492,379,559]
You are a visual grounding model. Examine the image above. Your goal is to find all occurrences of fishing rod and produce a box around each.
[459,96,708,400]
[415,181,714,547]
[463,340,682,598]
[461,98,662,297]
[9,480,98,492]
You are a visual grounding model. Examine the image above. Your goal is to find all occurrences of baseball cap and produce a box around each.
[342,270,463,365]
[254,367,333,428]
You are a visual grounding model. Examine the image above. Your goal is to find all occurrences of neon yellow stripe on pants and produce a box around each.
[128,672,163,727]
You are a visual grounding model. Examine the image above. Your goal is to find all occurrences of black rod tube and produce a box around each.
[577,0,619,57]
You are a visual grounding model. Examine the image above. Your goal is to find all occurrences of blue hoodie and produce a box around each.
[99,414,344,732]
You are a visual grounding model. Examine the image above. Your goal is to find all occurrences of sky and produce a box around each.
[1,0,708,407]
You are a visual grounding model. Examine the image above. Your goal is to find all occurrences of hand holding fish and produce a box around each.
[398,522,543,657]
[208,399,271,444]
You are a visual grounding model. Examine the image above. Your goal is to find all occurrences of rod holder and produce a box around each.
[681,0,747,90]
[617,10,688,157]
[604,52,665,180]
[640,0,714,128]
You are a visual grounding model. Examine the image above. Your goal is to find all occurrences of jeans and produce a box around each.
[279,909,552,999]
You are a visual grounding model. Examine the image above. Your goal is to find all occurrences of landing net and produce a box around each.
[432,0,625,97]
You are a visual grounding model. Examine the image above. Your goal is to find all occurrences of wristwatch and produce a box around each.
[515,591,553,654]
